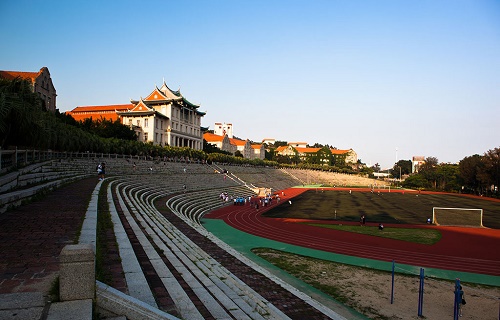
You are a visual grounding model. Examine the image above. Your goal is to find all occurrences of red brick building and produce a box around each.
[0,67,57,112]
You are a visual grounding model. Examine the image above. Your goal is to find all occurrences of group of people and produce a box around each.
[250,194,277,209]
[219,192,233,202]
[217,192,284,210]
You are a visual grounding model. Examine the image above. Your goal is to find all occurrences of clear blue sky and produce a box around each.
[1,0,499,168]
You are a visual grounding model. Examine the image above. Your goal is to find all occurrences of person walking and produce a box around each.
[97,162,106,180]
[96,163,102,180]
[360,215,366,226]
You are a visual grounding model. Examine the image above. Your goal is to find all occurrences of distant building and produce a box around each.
[373,172,391,178]
[67,79,206,150]
[252,144,266,159]
[229,137,253,158]
[214,122,233,138]
[203,132,265,160]
[331,149,358,164]
[203,132,235,154]
[412,156,425,173]
[275,145,358,165]
[0,67,57,112]
[67,104,133,122]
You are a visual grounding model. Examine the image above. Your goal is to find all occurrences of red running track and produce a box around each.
[205,188,500,276]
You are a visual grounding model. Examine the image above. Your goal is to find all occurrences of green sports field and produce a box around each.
[263,190,500,229]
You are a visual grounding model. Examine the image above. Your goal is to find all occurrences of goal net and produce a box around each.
[432,207,484,227]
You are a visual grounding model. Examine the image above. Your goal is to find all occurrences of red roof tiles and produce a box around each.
[67,104,133,122]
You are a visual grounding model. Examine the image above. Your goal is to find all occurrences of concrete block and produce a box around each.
[47,299,93,320]
[0,292,44,309]
[59,244,95,301]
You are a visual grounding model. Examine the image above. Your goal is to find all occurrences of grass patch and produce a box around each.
[252,247,500,320]
[305,224,442,245]
[263,190,500,229]
[48,276,60,302]
[95,179,114,285]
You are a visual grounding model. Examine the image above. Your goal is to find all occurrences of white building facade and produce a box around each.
[214,122,233,138]
[118,81,205,149]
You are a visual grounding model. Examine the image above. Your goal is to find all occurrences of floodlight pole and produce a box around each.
[399,166,401,186]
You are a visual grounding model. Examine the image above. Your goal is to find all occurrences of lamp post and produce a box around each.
[396,165,402,187]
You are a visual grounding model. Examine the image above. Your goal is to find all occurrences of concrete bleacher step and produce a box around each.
[7,157,347,319]
[113,179,291,319]
[111,182,203,319]
[107,182,161,309]
[140,193,288,319]
[96,281,180,320]
[0,174,90,214]
[163,184,255,223]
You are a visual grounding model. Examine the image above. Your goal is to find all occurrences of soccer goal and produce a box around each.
[432,207,484,227]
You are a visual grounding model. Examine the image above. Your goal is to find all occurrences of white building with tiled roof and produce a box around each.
[118,81,206,149]
[68,79,206,150]
[214,122,233,138]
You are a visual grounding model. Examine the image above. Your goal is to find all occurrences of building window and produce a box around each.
[145,118,149,128]
[129,119,132,126]
[144,133,148,141]
[137,120,140,126]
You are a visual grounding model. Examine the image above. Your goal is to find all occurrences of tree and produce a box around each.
[319,146,333,165]
[0,77,45,148]
[418,157,439,189]
[264,148,275,161]
[402,174,429,189]
[234,150,244,158]
[482,147,500,196]
[360,165,374,176]
[273,140,288,147]
[203,140,231,155]
[436,163,460,191]
[459,154,484,194]
[392,160,412,179]
[75,117,137,140]
[308,143,328,148]
[276,154,293,164]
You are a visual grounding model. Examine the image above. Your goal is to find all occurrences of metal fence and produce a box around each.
[0,148,150,173]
